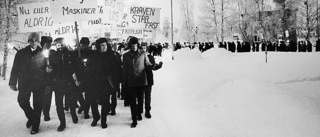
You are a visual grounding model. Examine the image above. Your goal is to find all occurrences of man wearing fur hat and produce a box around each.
[40,36,54,122]
[9,32,46,134]
[122,36,152,128]
[75,37,92,119]
[47,37,79,132]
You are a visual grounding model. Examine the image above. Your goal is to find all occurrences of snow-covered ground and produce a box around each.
[1,48,320,137]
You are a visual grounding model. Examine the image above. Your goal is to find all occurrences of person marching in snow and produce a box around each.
[47,38,79,131]
[141,43,163,119]
[122,37,152,128]
[85,38,117,129]
[75,37,92,119]
[109,43,122,116]
[9,32,46,134]
[40,36,54,122]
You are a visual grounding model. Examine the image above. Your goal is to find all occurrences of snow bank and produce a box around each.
[202,79,320,137]
[159,49,320,137]
[202,48,234,59]
[173,48,203,61]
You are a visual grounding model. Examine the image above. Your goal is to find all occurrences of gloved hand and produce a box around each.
[46,66,53,73]
[75,81,82,86]
[9,85,18,91]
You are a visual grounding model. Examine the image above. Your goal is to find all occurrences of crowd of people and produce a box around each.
[173,40,320,53]
[9,33,163,134]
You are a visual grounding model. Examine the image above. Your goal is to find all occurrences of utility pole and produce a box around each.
[221,0,224,43]
[171,0,174,60]
[317,0,319,40]
[194,26,198,43]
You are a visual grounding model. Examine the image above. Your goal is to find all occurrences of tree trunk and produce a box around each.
[210,0,219,42]
[282,4,286,41]
[306,1,310,40]
[2,0,10,80]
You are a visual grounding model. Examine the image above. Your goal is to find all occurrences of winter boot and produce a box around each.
[130,120,137,128]
[44,115,51,121]
[57,106,66,131]
[26,119,33,128]
[30,126,39,134]
[77,107,83,114]
[91,117,100,127]
[70,108,78,124]
[137,114,142,121]
[145,111,151,119]
[84,114,90,119]
[57,123,66,132]
[110,110,116,116]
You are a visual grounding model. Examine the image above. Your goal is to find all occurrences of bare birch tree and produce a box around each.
[2,0,11,79]
[295,0,318,40]
[198,0,220,42]
[199,0,232,42]
[179,0,195,42]
[163,16,171,39]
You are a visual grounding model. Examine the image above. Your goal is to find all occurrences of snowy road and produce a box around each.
[0,64,215,137]
[1,48,320,137]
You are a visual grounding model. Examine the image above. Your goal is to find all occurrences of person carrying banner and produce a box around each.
[75,37,92,119]
[47,37,79,131]
[40,36,54,122]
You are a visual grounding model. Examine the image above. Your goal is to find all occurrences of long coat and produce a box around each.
[122,50,151,87]
[111,50,122,87]
[9,45,46,90]
[86,50,118,92]
[75,49,93,84]
[49,48,78,84]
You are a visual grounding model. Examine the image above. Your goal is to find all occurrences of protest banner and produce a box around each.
[117,28,144,38]
[100,0,126,25]
[50,0,99,23]
[52,0,87,3]
[127,6,160,29]
[50,22,80,37]
[17,2,53,33]
[143,29,153,39]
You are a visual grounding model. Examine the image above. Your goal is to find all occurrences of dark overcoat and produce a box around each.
[122,50,151,87]
[9,45,46,90]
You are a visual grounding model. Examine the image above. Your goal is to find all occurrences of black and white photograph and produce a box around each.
[0,0,320,136]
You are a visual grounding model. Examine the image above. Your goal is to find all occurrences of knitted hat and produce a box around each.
[28,32,40,42]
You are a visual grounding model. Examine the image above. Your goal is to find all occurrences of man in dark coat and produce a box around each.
[110,43,122,116]
[307,40,312,52]
[316,40,320,52]
[236,41,241,52]
[9,32,46,134]
[84,38,117,129]
[141,44,163,119]
[75,37,92,119]
[40,36,53,122]
[48,38,79,131]
[122,37,152,128]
